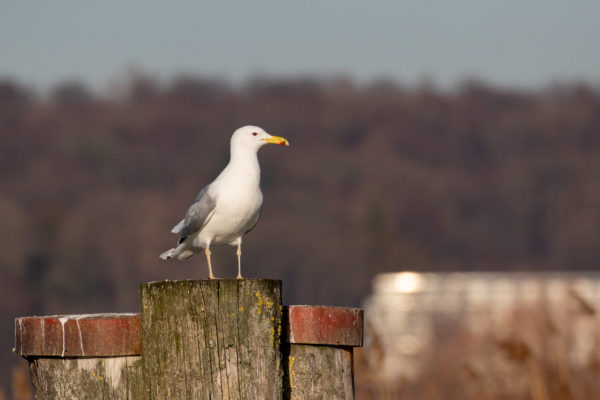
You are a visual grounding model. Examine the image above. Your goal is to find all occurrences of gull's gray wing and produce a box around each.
[171,185,217,239]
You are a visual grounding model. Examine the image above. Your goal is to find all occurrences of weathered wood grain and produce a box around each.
[28,356,142,400]
[284,344,354,400]
[140,279,283,400]
[16,282,363,399]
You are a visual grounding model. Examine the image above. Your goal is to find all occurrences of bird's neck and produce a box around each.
[227,147,261,181]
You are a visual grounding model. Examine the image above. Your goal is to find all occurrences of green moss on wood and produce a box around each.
[141,279,283,400]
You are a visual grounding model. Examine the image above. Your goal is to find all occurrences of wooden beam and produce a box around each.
[140,279,283,400]
[15,282,364,399]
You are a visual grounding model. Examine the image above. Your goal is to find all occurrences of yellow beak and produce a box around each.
[263,135,290,146]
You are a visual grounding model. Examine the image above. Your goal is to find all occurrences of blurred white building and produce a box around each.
[362,271,600,380]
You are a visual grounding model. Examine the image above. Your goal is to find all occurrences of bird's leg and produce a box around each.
[205,247,215,279]
[236,240,243,279]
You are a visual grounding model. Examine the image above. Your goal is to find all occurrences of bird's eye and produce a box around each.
[252,132,258,136]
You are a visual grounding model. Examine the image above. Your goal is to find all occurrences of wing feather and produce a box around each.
[172,186,217,238]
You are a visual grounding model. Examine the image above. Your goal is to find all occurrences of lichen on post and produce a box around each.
[285,345,354,400]
[140,279,283,400]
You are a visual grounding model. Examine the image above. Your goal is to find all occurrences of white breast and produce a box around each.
[193,178,263,247]
[191,144,264,247]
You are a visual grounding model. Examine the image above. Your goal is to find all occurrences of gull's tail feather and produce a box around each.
[159,245,196,261]
[159,248,175,260]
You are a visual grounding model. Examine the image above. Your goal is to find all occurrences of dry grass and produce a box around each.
[355,291,600,400]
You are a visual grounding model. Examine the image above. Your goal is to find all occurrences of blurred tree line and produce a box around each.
[1,75,600,395]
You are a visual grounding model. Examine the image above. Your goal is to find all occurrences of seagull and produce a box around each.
[159,125,289,279]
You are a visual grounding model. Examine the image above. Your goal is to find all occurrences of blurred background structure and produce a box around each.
[2,1,600,398]
[357,272,600,399]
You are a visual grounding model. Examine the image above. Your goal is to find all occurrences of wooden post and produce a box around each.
[15,281,363,399]
[14,314,142,399]
[140,279,283,400]
[283,306,363,400]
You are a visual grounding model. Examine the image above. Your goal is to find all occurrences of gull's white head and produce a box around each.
[230,125,290,152]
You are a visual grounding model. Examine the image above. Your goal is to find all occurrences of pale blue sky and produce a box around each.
[1,1,599,92]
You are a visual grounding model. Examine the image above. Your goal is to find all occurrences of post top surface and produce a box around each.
[142,278,283,286]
